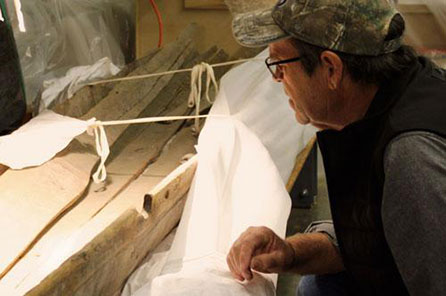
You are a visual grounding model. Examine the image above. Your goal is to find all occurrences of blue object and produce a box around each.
[296,273,353,296]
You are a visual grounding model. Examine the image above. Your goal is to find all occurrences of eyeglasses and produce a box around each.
[265,56,302,79]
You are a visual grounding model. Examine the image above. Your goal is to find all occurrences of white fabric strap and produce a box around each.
[82,58,263,183]
[87,58,263,86]
[87,115,219,183]
[91,124,109,183]
[188,63,219,133]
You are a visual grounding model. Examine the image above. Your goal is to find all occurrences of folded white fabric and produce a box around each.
[149,253,276,296]
[125,49,315,295]
[146,117,291,296]
[0,110,90,169]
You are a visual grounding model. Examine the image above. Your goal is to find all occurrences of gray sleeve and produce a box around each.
[382,131,446,296]
[304,220,338,248]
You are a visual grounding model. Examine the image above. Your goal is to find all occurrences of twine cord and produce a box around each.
[84,57,262,183]
[87,115,218,183]
[188,62,219,133]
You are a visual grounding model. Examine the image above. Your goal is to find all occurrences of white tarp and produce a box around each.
[0,110,89,169]
[123,49,315,296]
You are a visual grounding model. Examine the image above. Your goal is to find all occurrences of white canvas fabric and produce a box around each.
[0,110,90,169]
[124,49,315,296]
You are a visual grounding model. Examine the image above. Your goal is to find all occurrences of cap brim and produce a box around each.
[232,7,289,48]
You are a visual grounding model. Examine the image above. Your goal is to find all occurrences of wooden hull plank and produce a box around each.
[0,26,198,279]
[25,146,198,296]
[1,45,229,293]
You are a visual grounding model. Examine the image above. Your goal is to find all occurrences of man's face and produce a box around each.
[268,39,335,130]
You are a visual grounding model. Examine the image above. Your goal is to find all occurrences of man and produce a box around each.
[226,0,446,295]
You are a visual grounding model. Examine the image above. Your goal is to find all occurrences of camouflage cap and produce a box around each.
[232,0,404,56]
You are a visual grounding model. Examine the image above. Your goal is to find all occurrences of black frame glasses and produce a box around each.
[265,56,302,79]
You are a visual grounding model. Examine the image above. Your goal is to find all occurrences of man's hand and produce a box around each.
[226,226,295,281]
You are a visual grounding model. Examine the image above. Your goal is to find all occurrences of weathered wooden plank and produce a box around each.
[397,3,431,14]
[184,0,226,10]
[1,46,230,293]
[0,143,97,280]
[145,155,198,213]
[0,164,7,176]
[27,201,187,296]
[25,139,199,296]
[0,26,198,280]
[49,48,161,118]
[286,136,317,192]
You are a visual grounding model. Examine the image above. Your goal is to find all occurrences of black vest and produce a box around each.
[317,58,446,295]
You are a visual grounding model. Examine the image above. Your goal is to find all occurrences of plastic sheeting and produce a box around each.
[3,0,134,105]
[124,50,315,295]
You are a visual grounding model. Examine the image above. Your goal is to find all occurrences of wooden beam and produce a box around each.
[286,136,317,192]
[26,202,186,296]
[397,3,431,14]
[0,26,198,280]
[145,155,198,214]
[25,140,198,296]
[1,46,230,294]
[50,48,160,118]
[0,164,7,177]
[184,0,227,10]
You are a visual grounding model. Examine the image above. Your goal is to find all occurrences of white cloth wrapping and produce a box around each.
[0,110,90,169]
[124,49,315,296]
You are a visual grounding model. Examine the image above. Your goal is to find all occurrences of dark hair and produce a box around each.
[291,14,418,85]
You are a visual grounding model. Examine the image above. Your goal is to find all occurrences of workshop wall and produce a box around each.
[400,4,446,49]
[137,0,446,58]
[136,0,243,58]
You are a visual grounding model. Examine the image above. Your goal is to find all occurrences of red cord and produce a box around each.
[149,0,164,48]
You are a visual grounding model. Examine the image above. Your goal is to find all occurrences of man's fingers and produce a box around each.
[238,244,254,280]
[227,250,244,281]
[237,229,270,280]
[226,226,274,281]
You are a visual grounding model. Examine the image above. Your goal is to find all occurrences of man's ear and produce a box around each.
[319,51,343,90]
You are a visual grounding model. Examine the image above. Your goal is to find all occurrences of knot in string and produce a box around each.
[188,62,219,133]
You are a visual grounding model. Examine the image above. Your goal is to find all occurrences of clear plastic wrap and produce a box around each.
[4,0,134,105]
